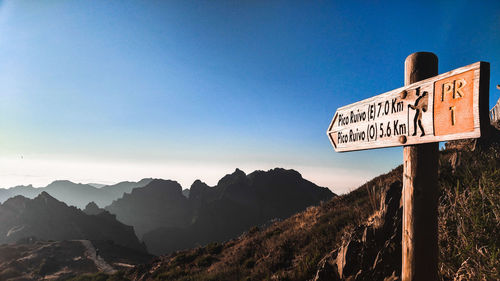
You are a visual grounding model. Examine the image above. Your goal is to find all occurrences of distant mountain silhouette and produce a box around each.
[0,192,146,252]
[0,178,152,209]
[83,201,106,215]
[98,178,154,205]
[105,179,192,238]
[106,168,334,255]
[0,184,40,203]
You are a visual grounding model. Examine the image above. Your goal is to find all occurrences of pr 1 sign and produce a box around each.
[326,62,489,152]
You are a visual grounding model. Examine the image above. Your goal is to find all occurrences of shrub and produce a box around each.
[196,255,215,267]
[206,242,223,255]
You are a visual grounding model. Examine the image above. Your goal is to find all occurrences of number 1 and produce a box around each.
[449,106,456,126]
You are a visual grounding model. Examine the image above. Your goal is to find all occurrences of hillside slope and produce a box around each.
[0,239,153,281]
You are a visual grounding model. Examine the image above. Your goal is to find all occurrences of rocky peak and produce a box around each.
[217,168,248,187]
[33,191,66,207]
[46,180,76,187]
[188,180,211,200]
[83,201,104,215]
[249,167,302,179]
[136,179,183,197]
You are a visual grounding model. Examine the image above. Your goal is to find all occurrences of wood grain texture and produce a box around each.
[402,52,439,281]
[326,61,488,152]
[479,62,490,135]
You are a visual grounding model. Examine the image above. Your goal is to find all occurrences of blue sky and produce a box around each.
[0,0,499,193]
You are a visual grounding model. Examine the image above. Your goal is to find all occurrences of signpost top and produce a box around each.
[326,61,490,152]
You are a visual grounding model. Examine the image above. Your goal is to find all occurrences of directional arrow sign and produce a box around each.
[327,62,489,152]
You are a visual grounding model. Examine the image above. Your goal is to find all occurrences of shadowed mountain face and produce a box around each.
[0,192,146,253]
[105,179,192,239]
[106,168,334,255]
[0,178,152,209]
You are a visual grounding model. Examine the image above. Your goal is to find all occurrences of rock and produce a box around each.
[314,249,341,281]
[313,181,403,281]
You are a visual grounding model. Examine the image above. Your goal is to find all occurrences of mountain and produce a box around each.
[0,178,152,209]
[105,179,192,239]
[0,184,41,203]
[174,168,334,249]
[84,201,106,215]
[0,239,153,280]
[99,178,154,204]
[43,180,107,209]
[106,168,334,255]
[121,167,398,281]
[117,128,500,281]
[0,192,146,252]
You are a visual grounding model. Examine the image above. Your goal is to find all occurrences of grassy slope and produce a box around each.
[438,140,500,280]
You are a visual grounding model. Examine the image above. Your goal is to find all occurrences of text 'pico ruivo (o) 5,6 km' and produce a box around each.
[326,61,490,152]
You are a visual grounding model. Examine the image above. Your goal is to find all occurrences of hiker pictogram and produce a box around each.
[408,88,428,137]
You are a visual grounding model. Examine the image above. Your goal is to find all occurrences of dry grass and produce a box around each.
[438,142,500,281]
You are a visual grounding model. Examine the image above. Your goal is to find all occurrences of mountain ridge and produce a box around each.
[0,192,147,253]
[105,168,334,255]
[0,178,153,209]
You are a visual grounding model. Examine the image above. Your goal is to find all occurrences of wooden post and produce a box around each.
[402,52,439,281]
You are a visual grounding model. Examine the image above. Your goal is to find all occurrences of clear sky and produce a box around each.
[0,0,499,193]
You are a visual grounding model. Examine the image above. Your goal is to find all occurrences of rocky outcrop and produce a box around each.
[442,124,500,172]
[314,181,402,281]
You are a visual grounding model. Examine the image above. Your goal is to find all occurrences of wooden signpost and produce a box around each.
[327,60,489,152]
[326,52,490,281]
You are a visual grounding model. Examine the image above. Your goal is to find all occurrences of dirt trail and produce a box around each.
[78,240,116,274]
